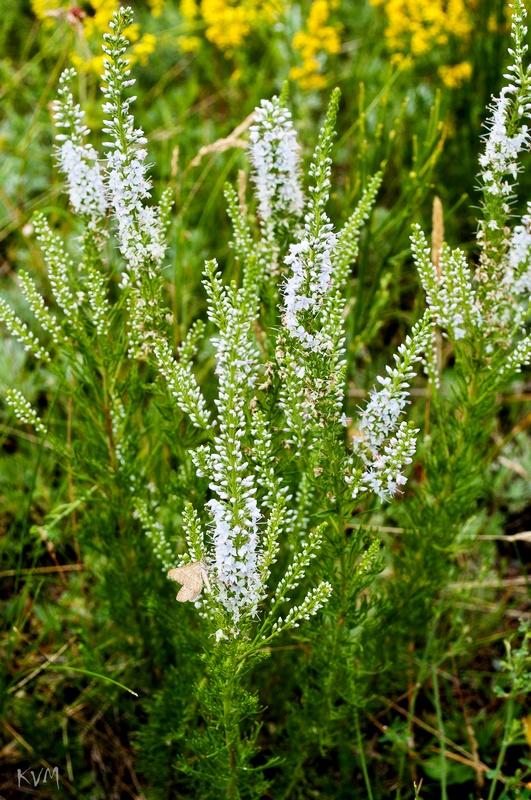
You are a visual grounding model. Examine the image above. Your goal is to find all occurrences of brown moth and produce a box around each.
[167,561,211,602]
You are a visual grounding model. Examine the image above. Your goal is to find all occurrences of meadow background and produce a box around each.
[2,0,531,798]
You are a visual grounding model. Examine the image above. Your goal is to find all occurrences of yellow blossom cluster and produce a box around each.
[147,0,166,17]
[175,0,202,53]
[438,61,473,89]
[177,0,341,89]
[178,0,280,56]
[31,0,157,73]
[369,0,477,88]
[290,0,341,90]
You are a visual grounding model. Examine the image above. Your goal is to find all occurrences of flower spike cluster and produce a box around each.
[411,225,483,341]
[197,261,266,623]
[281,90,340,352]
[8,7,440,642]
[347,315,432,501]
[5,390,48,435]
[54,69,107,229]
[101,7,167,281]
[276,92,384,458]
[413,0,531,369]
[475,0,531,331]
[249,95,304,233]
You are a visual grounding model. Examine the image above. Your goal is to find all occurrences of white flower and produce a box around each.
[353,422,417,502]
[106,150,166,273]
[282,220,337,350]
[249,96,304,227]
[53,69,107,227]
[348,316,431,502]
[411,225,483,342]
[207,496,262,623]
[354,376,409,459]
[56,140,107,225]
[101,19,166,276]
[479,87,531,196]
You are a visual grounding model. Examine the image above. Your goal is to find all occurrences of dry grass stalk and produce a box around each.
[189,112,255,168]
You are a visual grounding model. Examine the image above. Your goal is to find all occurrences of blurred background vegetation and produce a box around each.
[2,1,531,798]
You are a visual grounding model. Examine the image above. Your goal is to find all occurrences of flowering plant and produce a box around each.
[3,3,531,797]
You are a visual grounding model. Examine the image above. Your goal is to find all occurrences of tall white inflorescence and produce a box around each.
[507,203,531,302]
[479,86,531,199]
[282,222,338,350]
[198,264,265,624]
[53,69,107,228]
[101,9,166,280]
[249,96,304,228]
[348,317,431,502]
[475,0,531,330]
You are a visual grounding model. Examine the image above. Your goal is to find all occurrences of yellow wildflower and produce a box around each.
[200,0,280,56]
[178,35,202,53]
[123,22,141,44]
[202,0,252,52]
[147,0,166,17]
[31,0,116,34]
[369,0,478,87]
[82,0,117,37]
[31,0,157,74]
[71,52,106,74]
[180,0,200,20]
[131,33,157,67]
[31,0,53,17]
[438,61,472,88]
[31,0,57,24]
[290,0,341,90]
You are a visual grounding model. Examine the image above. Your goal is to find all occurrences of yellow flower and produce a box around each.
[31,0,119,54]
[82,0,117,37]
[70,50,106,74]
[178,35,202,53]
[202,0,251,52]
[291,0,341,90]
[438,61,472,88]
[123,22,141,44]
[32,0,157,73]
[200,0,280,56]
[72,30,157,74]
[147,0,166,17]
[131,33,157,67]
[289,62,327,90]
[180,0,200,21]
[369,0,478,88]
[31,0,57,20]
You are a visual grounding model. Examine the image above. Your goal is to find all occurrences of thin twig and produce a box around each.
[8,635,77,694]
[0,564,85,579]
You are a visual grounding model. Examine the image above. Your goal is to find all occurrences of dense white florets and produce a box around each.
[249,96,304,227]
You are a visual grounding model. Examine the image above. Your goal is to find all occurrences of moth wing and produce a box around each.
[168,563,204,602]
[176,583,202,602]
[168,566,187,583]
[200,565,212,594]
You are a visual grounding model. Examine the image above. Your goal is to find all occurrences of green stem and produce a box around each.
[396,622,438,799]
[431,666,447,800]
[355,710,374,800]
[222,647,241,799]
[487,695,515,800]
